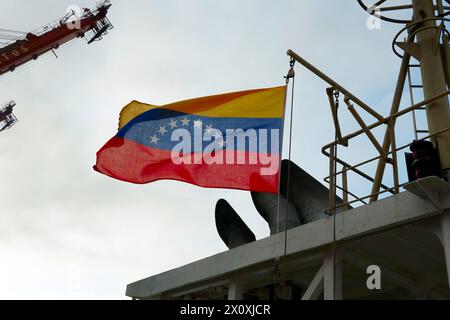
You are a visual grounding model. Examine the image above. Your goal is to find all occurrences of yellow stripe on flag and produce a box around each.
[118,101,158,130]
[118,86,286,130]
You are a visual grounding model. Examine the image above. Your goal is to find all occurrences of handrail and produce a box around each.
[321,87,450,196]
[286,48,450,215]
[324,126,450,184]
[324,126,450,213]
[322,88,450,154]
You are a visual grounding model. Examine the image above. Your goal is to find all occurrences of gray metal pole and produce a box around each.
[414,0,450,293]
[413,0,450,179]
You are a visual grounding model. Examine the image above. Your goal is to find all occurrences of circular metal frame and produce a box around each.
[392,14,450,58]
[357,0,413,24]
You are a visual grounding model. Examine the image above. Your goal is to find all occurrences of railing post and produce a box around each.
[328,144,336,215]
[342,165,349,209]
[389,121,400,194]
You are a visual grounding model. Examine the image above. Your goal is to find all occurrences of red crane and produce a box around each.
[0,1,113,76]
[0,1,113,133]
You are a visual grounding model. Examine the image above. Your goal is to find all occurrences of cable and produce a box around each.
[283,74,295,259]
[272,59,296,300]
[329,91,340,300]
[332,134,338,300]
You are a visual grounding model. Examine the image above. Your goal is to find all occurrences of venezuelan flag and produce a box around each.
[94,86,286,193]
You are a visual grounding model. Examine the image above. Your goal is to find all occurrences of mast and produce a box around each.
[412,0,450,180]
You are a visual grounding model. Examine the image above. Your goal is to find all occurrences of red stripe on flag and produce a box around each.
[95,137,279,193]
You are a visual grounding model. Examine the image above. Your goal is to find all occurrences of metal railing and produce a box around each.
[287,49,450,215]
[323,113,450,213]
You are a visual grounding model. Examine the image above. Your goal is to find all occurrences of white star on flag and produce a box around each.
[194,119,203,128]
[181,117,190,126]
[169,119,178,129]
[150,134,159,145]
[158,125,167,136]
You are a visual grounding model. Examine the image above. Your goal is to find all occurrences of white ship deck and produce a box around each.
[126,177,450,300]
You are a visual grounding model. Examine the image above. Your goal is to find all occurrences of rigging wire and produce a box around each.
[284,60,296,259]
[273,58,296,299]
[331,90,340,300]
[332,137,338,300]
[274,59,341,299]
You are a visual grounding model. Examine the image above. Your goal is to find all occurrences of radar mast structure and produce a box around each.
[357,0,450,196]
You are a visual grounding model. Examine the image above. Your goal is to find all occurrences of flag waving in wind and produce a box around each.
[94,86,286,193]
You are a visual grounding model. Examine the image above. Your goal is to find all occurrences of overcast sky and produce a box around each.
[0,0,420,299]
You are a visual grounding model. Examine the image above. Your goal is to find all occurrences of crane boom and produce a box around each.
[0,1,113,77]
